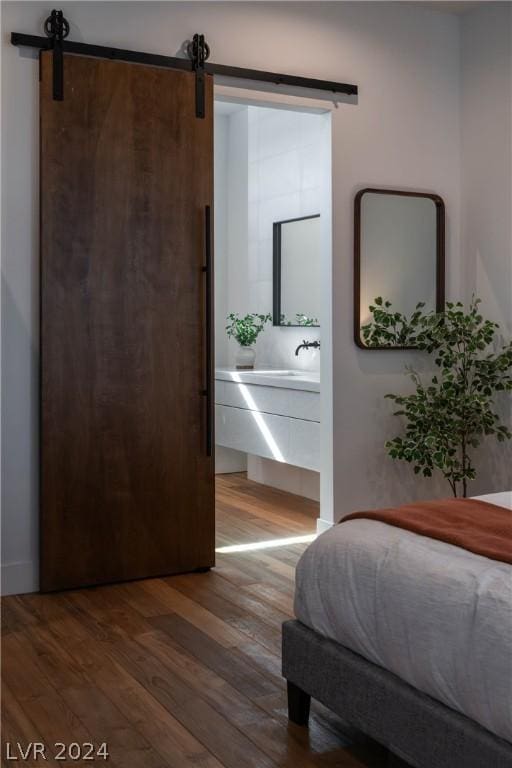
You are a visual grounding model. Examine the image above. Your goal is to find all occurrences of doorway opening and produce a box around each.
[213,93,333,557]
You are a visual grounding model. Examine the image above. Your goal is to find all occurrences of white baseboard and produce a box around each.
[1,560,38,596]
[316,517,333,535]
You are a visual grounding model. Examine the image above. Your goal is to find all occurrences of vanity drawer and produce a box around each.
[215,380,320,423]
[215,404,320,472]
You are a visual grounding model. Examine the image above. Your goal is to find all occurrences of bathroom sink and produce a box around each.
[243,369,320,379]
[215,367,320,392]
[249,369,297,376]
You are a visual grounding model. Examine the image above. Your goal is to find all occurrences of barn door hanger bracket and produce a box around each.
[44,9,70,101]
[187,33,210,119]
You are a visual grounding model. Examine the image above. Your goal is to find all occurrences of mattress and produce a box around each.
[294,491,512,742]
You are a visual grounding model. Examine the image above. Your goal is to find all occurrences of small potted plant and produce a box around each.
[226,312,272,369]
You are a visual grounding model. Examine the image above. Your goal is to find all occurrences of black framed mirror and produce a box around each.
[273,214,321,327]
[354,188,445,349]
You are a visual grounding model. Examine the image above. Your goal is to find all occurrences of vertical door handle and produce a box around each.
[202,205,213,457]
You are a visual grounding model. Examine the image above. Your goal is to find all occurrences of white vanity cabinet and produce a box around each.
[215,369,320,472]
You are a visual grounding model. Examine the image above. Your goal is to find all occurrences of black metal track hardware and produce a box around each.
[11,12,358,100]
[187,33,210,119]
[44,9,69,100]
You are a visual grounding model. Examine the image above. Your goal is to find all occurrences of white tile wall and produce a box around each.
[246,106,329,372]
[215,103,329,373]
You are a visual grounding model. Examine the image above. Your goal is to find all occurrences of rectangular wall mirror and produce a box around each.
[354,188,445,349]
[273,214,321,327]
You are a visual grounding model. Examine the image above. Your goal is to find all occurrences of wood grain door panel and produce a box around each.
[40,52,214,591]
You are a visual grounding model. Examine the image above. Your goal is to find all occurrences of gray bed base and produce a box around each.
[282,620,512,768]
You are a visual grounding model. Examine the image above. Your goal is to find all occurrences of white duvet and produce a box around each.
[294,492,512,742]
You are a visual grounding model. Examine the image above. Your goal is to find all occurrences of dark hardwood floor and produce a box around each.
[1,474,391,767]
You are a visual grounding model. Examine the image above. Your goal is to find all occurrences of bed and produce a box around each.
[282,491,512,768]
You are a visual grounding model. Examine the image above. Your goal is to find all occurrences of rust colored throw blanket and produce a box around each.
[342,497,512,565]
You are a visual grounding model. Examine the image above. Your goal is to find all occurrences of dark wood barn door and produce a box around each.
[40,52,214,591]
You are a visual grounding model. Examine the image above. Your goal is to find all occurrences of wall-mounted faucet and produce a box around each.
[295,340,320,356]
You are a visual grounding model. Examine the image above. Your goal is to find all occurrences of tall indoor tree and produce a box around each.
[364,297,512,497]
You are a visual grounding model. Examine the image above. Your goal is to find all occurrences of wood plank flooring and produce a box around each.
[1,474,391,768]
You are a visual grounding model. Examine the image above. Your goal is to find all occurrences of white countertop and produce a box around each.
[215,367,320,393]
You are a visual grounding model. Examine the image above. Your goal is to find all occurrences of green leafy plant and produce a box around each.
[226,313,272,347]
[361,297,424,347]
[295,313,319,327]
[365,297,512,497]
[281,313,319,327]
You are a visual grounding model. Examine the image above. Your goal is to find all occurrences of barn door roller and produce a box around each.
[187,33,210,118]
[44,9,69,100]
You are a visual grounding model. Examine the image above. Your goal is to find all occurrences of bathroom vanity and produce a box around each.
[215,368,320,472]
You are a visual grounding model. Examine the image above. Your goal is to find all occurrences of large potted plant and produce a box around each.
[365,297,512,497]
[226,312,272,369]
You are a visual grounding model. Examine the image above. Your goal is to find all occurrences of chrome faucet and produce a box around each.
[295,340,320,356]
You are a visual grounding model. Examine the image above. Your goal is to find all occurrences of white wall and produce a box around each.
[214,108,248,475]
[1,1,468,593]
[214,111,229,368]
[461,3,512,333]
[460,3,512,495]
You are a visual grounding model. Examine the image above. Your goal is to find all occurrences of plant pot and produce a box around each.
[236,346,256,370]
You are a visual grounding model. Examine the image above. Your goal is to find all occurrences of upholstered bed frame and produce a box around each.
[282,620,512,768]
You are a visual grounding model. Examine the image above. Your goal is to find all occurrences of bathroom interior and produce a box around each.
[213,96,332,530]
